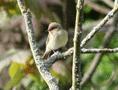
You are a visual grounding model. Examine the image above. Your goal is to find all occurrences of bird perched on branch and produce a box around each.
[42,22,68,59]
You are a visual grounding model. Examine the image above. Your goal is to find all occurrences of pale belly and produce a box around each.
[46,30,68,52]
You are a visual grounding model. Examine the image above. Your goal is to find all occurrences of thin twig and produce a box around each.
[44,52,64,68]
[81,4,118,86]
[80,2,118,48]
[81,48,118,53]
[44,47,118,68]
[17,0,59,90]
[83,19,113,32]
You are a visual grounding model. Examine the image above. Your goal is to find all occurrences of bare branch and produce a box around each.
[81,3,118,86]
[83,19,114,32]
[17,0,59,89]
[80,2,118,48]
[81,48,118,53]
[115,0,118,7]
[44,47,118,68]
[72,0,84,89]
[44,52,64,68]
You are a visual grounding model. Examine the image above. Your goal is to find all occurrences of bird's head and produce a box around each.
[48,22,62,32]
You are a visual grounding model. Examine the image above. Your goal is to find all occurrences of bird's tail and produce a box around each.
[42,52,50,59]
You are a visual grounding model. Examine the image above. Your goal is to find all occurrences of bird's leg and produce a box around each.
[52,49,56,53]
[52,48,63,54]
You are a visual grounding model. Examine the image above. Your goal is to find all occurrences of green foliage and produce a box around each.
[93,33,105,48]
[0,0,20,16]
[8,62,24,78]
[84,6,92,14]
[27,74,48,90]
[4,69,25,90]
[109,33,118,48]
[27,82,48,90]
[92,55,113,85]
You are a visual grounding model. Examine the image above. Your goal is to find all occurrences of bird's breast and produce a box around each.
[47,30,68,50]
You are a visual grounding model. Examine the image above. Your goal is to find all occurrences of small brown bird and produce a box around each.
[42,22,68,59]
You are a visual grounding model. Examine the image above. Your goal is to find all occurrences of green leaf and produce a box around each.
[8,62,24,78]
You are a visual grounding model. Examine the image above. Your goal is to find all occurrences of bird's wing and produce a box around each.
[42,35,50,59]
[46,34,49,45]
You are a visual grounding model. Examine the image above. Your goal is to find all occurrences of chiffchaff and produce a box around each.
[42,22,68,59]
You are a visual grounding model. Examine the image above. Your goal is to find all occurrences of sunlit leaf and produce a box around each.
[8,62,24,78]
